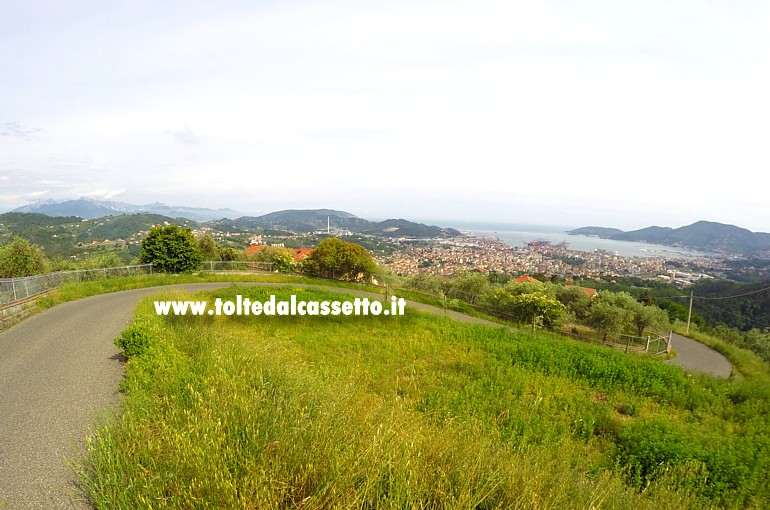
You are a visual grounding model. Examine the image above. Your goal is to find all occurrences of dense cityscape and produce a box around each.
[377,234,721,286]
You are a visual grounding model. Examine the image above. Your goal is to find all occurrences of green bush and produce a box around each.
[114,323,153,359]
[140,224,203,273]
[616,420,698,489]
[35,295,55,309]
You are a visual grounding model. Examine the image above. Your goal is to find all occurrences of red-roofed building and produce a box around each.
[244,245,314,263]
[293,248,313,262]
[564,285,598,298]
[244,244,263,257]
[514,276,539,283]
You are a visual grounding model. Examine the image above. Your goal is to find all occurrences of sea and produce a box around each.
[431,221,706,259]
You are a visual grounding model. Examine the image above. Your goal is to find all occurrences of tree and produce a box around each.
[197,234,221,261]
[586,291,669,338]
[0,236,49,277]
[488,287,564,329]
[555,286,592,320]
[586,292,643,342]
[586,299,633,342]
[245,245,296,273]
[631,303,670,337]
[511,292,564,330]
[219,247,239,261]
[78,251,124,269]
[140,224,203,273]
[448,271,489,304]
[303,238,376,281]
[407,274,451,296]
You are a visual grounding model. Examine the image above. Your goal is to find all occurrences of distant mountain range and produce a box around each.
[568,221,770,256]
[2,202,460,247]
[7,200,459,238]
[212,209,461,238]
[11,198,243,222]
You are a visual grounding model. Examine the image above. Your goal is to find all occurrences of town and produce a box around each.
[376,234,721,286]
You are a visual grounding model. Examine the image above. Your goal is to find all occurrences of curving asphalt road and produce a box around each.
[665,332,733,378]
[0,282,732,508]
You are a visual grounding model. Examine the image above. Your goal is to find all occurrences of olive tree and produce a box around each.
[586,298,633,342]
[0,236,49,277]
[488,287,565,329]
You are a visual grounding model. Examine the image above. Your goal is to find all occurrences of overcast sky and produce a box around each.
[1,0,769,231]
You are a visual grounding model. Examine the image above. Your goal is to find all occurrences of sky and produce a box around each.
[1,0,769,231]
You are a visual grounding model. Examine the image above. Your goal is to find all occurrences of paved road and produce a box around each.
[0,282,730,508]
[665,332,733,378]
[1,291,136,509]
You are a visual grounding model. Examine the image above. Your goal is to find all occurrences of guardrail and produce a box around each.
[0,264,154,309]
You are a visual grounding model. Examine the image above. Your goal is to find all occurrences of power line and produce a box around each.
[693,298,770,330]
[655,283,770,302]
[692,285,770,300]
[649,284,770,334]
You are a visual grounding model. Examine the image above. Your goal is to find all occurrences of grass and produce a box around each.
[35,272,376,306]
[74,285,770,509]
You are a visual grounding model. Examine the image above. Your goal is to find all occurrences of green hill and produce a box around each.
[220,209,368,233]
[0,212,197,256]
[570,221,770,255]
[215,209,461,238]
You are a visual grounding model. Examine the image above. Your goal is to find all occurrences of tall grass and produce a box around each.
[76,286,770,509]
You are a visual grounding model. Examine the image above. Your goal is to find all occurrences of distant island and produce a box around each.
[568,221,770,257]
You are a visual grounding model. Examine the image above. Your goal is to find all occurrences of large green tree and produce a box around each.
[630,302,670,337]
[555,286,592,320]
[586,298,633,342]
[140,225,203,273]
[303,238,376,281]
[245,246,296,273]
[587,291,670,338]
[447,271,489,304]
[197,234,221,261]
[0,236,49,278]
[488,287,564,329]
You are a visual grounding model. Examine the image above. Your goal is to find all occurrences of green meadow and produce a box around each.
[77,285,770,509]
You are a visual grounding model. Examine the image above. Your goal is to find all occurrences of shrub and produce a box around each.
[616,419,697,489]
[115,323,153,359]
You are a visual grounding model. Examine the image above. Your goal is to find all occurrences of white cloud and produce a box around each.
[0,1,769,230]
[0,121,42,138]
[80,188,126,200]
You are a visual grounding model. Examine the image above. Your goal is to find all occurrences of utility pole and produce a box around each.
[686,290,694,334]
